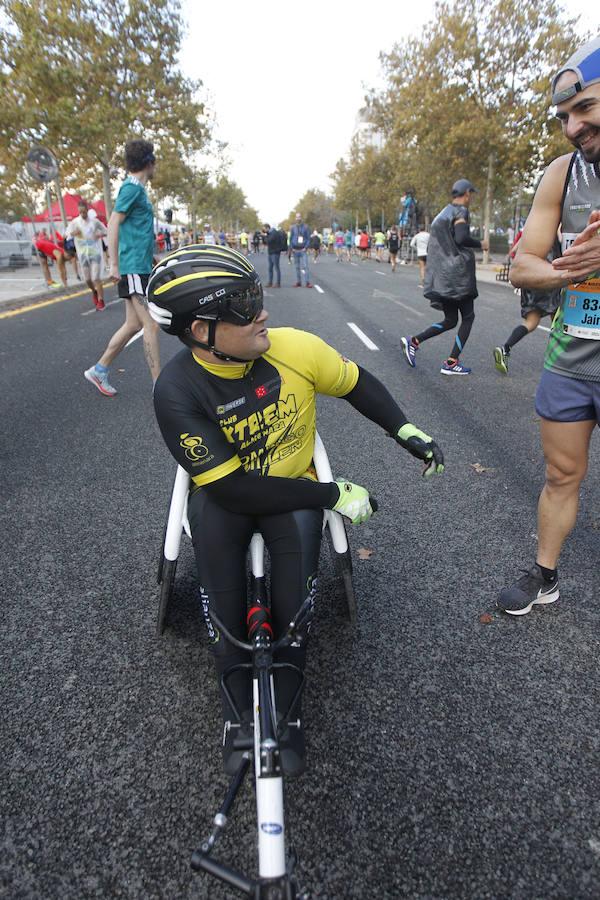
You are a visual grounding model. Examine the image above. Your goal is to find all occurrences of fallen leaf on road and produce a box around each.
[470,462,495,475]
[118,368,126,372]
[357,547,374,560]
[479,613,495,624]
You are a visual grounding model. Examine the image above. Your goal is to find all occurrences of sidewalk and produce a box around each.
[0,265,97,314]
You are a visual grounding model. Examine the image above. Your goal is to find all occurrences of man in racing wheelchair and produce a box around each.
[149,244,444,776]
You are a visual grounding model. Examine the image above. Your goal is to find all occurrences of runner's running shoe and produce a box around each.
[305,283,313,288]
[401,336,418,368]
[48,281,61,290]
[96,295,105,310]
[441,361,471,375]
[84,366,117,397]
[497,564,559,616]
[494,346,509,375]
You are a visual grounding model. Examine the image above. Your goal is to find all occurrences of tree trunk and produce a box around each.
[366,207,372,235]
[101,161,113,217]
[53,174,68,231]
[483,152,494,265]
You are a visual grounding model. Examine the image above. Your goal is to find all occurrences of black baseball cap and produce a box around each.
[452,179,478,196]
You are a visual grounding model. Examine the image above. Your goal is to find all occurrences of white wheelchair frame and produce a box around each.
[156,431,356,634]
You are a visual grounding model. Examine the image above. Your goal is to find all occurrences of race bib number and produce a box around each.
[563,277,600,339]
[297,235,304,245]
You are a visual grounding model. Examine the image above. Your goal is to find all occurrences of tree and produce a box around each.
[0,0,209,215]
[191,176,260,233]
[332,141,398,231]
[336,0,582,251]
[281,189,344,231]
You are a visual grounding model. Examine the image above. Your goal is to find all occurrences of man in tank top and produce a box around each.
[497,36,600,615]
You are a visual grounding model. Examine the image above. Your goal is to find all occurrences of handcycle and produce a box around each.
[156,431,357,635]
[191,591,311,898]
[155,433,370,896]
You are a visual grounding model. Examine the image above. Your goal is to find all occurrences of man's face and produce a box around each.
[147,160,156,180]
[296,214,302,225]
[79,204,88,219]
[192,308,270,361]
[555,73,600,163]
[454,191,474,207]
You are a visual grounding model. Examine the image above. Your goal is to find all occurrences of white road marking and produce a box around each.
[376,270,387,276]
[126,329,144,347]
[314,284,324,294]
[372,288,424,316]
[348,322,379,350]
[391,299,424,317]
[350,262,358,266]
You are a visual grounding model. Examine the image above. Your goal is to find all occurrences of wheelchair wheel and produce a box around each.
[157,558,177,636]
[325,525,357,625]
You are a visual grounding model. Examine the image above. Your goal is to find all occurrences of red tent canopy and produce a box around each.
[22,193,108,225]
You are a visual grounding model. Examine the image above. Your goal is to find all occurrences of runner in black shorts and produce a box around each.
[494,239,562,375]
[84,139,160,397]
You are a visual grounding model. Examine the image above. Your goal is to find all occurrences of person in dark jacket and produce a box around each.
[265,223,282,288]
[400,179,489,376]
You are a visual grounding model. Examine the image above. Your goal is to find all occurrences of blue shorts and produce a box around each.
[535,368,600,423]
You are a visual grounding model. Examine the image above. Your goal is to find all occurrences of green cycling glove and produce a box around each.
[395,424,445,477]
[332,480,377,524]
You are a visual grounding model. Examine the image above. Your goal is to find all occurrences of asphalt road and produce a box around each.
[2,252,600,900]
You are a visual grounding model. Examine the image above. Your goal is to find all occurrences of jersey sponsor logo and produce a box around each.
[198,287,227,306]
[221,395,298,446]
[179,432,209,461]
[569,202,592,211]
[216,397,246,415]
[254,376,281,400]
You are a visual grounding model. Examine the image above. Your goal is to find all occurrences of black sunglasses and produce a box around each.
[197,285,264,326]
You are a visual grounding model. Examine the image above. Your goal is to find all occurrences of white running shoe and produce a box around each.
[84,367,117,397]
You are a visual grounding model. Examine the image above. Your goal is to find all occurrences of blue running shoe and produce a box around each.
[401,336,417,368]
[441,360,471,375]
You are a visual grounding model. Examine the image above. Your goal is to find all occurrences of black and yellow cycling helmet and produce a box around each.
[147,244,263,353]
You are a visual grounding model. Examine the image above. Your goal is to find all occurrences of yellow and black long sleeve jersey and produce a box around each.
[153,328,360,490]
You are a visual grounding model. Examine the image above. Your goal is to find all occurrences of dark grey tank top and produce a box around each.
[545,152,600,381]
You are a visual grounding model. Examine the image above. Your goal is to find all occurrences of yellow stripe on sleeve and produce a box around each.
[191,455,242,487]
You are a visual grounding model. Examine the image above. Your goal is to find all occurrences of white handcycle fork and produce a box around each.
[253,675,286,879]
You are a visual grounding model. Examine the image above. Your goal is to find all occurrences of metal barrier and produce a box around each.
[0,239,35,270]
[399,237,415,263]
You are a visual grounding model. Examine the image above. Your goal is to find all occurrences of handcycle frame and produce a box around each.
[156,431,356,634]
[191,598,311,898]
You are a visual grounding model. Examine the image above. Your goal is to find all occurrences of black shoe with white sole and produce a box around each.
[497,564,559,616]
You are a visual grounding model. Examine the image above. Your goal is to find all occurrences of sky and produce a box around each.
[179,0,599,225]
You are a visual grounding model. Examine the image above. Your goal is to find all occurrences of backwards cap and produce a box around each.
[551,35,600,106]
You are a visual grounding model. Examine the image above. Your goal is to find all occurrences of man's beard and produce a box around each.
[574,126,600,163]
